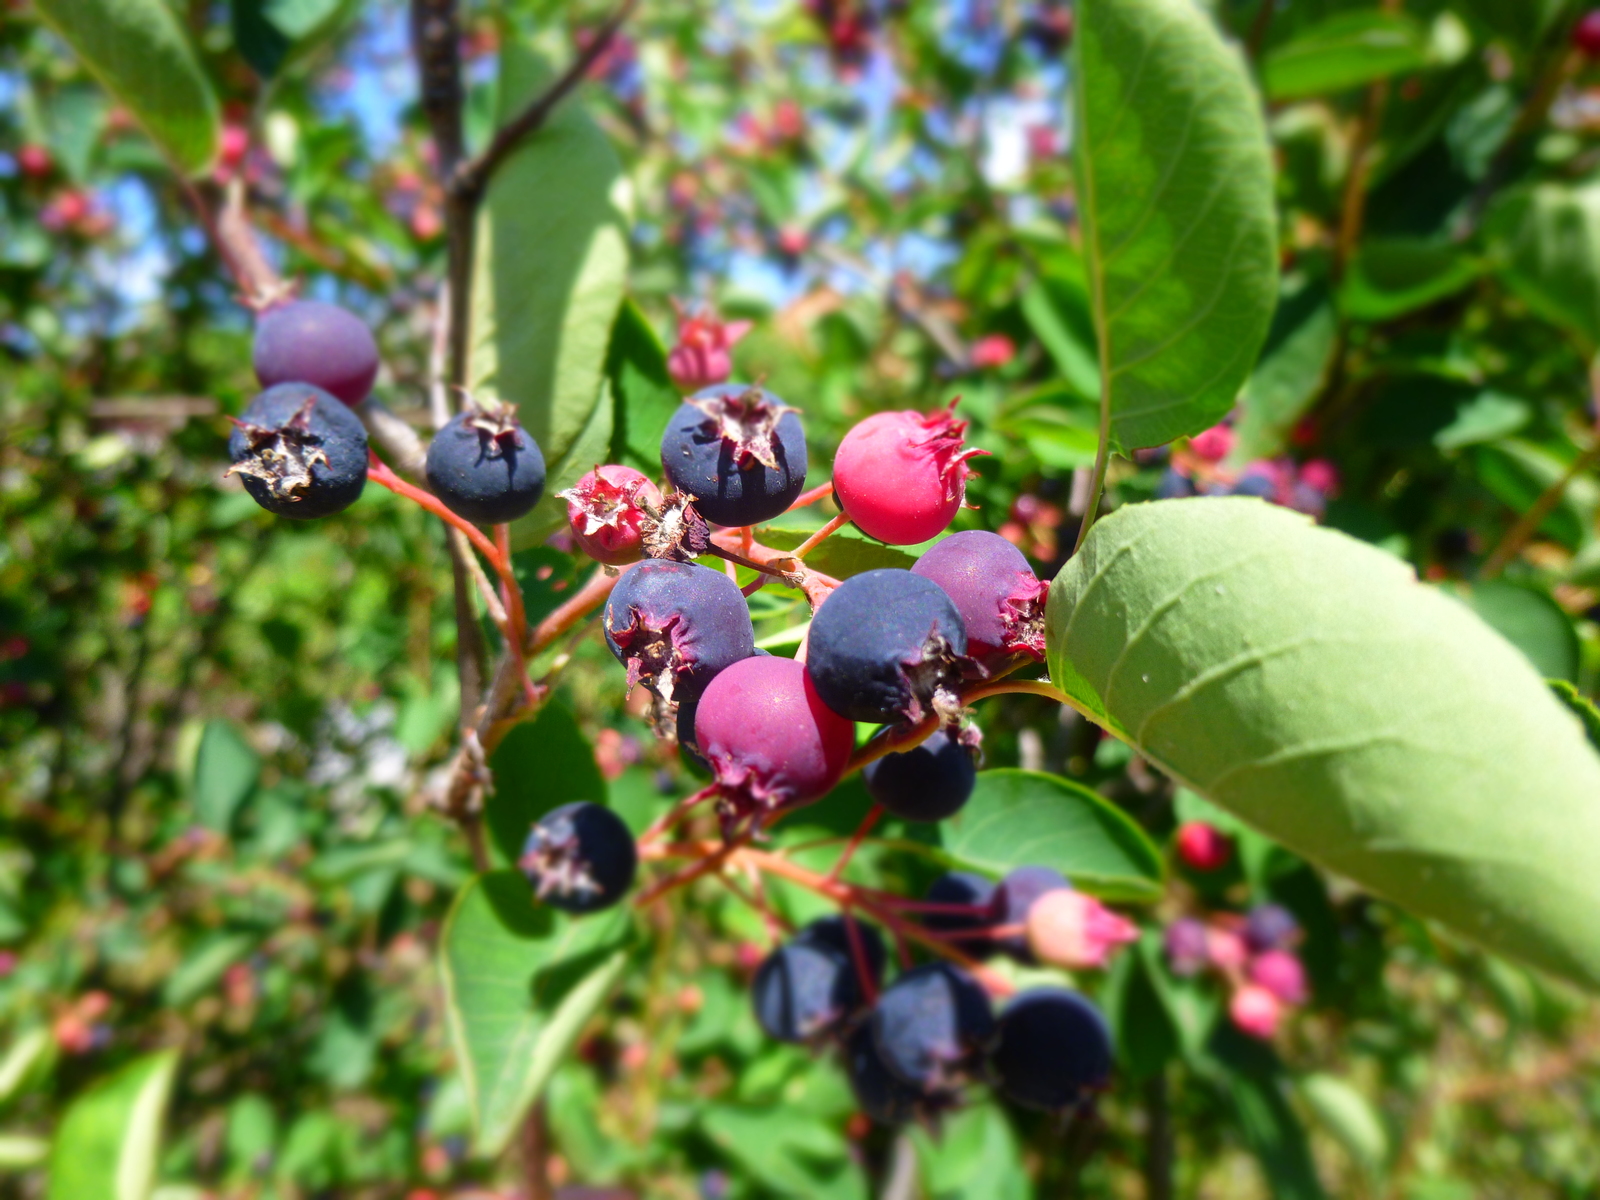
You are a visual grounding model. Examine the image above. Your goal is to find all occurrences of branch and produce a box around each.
[1480,439,1600,580]
[451,0,641,202]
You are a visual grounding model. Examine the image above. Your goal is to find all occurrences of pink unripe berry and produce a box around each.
[1229,984,1282,1039]
[16,144,51,178]
[1175,821,1232,872]
[1163,917,1209,975]
[695,655,855,836]
[667,305,753,393]
[559,465,664,566]
[219,123,250,167]
[833,402,987,545]
[1188,424,1233,462]
[1205,925,1250,972]
[1248,949,1308,1005]
[969,334,1015,370]
[1576,10,1600,57]
[1297,458,1339,494]
[1025,889,1138,970]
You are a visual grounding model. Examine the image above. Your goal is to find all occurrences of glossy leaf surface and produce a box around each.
[47,1050,179,1200]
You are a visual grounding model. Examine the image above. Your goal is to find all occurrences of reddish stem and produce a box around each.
[791,512,851,561]
[827,803,883,883]
[788,481,837,510]
[841,911,880,1005]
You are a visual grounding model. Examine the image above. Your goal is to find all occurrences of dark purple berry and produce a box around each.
[226,382,368,519]
[1229,469,1278,500]
[805,568,967,725]
[1244,904,1300,953]
[674,697,709,776]
[871,962,995,1091]
[603,560,755,705]
[988,987,1112,1112]
[252,299,380,406]
[1155,467,1197,500]
[1164,917,1209,975]
[921,872,1000,961]
[843,1024,948,1126]
[994,866,1070,962]
[910,529,1048,666]
[659,383,807,527]
[518,801,637,914]
[425,401,547,525]
[862,729,976,822]
[751,917,885,1043]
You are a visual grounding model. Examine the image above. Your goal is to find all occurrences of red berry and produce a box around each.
[832,402,987,545]
[1249,949,1308,1005]
[16,144,51,178]
[559,465,663,566]
[1188,423,1233,462]
[1576,10,1600,56]
[969,334,1015,370]
[694,655,854,836]
[1229,984,1282,1039]
[1175,821,1233,871]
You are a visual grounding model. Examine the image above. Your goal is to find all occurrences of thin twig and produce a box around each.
[453,0,641,202]
[792,512,851,560]
[1481,440,1600,580]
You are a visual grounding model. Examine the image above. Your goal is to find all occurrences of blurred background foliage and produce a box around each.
[3,0,1600,1197]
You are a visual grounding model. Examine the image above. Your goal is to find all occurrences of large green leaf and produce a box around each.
[1263,11,1431,101]
[1046,498,1600,989]
[47,1050,180,1200]
[470,32,629,544]
[1073,0,1278,451]
[33,0,219,175]
[439,871,633,1157]
[1485,184,1600,352]
[942,769,1165,902]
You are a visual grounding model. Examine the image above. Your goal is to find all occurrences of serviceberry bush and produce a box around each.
[6,0,1600,1196]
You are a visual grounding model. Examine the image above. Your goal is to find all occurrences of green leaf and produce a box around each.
[1103,933,1180,1080]
[1486,184,1600,353]
[485,702,606,867]
[910,1103,1029,1200]
[232,0,290,78]
[1263,12,1431,101]
[439,871,633,1157]
[1233,277,1339,463]
[1046,498,1600,989]
[470,32,628,545]
[1340,238,1482,323]
[0,1028,55,1109]
[700,1105,865,1200]
[0,1135,48,1169]
[190,719,260,833]
[605,298,681,473]
[47,1050,180,1200]
[755,525,918,578]
[1549,680,1600,753]
[1432,390,1530,451]
[33,0,219,175]
[1298,1072,1390,1180]
[941,769,1165,902]
[1074,0,1279,451]
[1448,581,1579,683]
[161,932,256,1007]
[1204,1028,1326,1200]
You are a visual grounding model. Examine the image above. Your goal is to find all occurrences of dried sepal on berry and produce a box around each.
[638,488,712,562]
[686,383,799,472]
[999,574,1050,660]
[225,395,331,502]
[460,393,523,456]
[913,399,989,504]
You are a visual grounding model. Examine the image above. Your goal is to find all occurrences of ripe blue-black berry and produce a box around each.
[226,382,368,519]
[805,568,967,725]
[862,729,976,822]
[993,865,1071,961]
[844,1024,947,1126]
[659,383,807,527]
[1244,903,1300,952]
[252,299,380,406]
[603,560,755,704]
[518,801,637,914]
[425,400,547,524]
[988,987,1112,1112]
[751,917,885,1043]
[921,872,1000,960]
[871,961,995,1091]
[910,530,1048,666]
[1156,467,1197,500]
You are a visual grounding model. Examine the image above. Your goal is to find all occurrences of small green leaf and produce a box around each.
[1046,498,1600,989]
[161,932,256,1008]
[1074,0,1279,450]
[1447,581,1580,683]
[0,1028,55,1109]
[439,872,633,1157]
[1263,11,1431,101]
[34,0,219,175]
[1486,184,1600,353]
[470,31,629,545]
[1233,277,1339,463]
[1103,934,1180,1081]
[1299,1072,1391,1180]
[191,720,260,833]
[485,702,606,867]
[701,1105,865,1200]
[910,1102,1030,1200]
[1340,238,1482,322]
[605,298,680,473]
[1432,390,1530,451]
[48,1050,180,1200]
[941,769,1165,902]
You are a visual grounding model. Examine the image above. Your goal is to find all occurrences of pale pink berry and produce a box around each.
[969,334,1015,370]
[1206,926,1250,972]
[1298,458,1339,494]
[832,402,988,545]
[1025,889,1138,970]
[1230,984,1282,1039]
[558,465,664,566]
[1163,917,1209,975]
[1175,821,1232,871]
[666,304,753,393]
[1248,949,1308,1005]
[1188,424,1233,462]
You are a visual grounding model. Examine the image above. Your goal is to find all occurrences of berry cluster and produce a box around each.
[1155,421,1338,519]
[225,298,1133,1127]
[1164,905,1308,1040]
